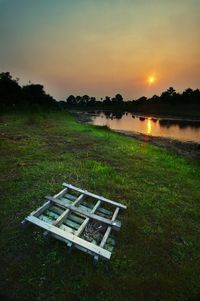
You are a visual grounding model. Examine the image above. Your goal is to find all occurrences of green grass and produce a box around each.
[0,110,200,301]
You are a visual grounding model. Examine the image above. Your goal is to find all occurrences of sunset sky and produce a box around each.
[0,0,199,100]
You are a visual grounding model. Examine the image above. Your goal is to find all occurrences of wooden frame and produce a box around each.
[22,184,127,260]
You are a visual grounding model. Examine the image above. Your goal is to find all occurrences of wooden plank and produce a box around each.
[30,188,68,218]
[100,207,120,248]
[68,213,85,225]
[51,233,73,247]
[64,193,77,201]
[45,210,59,220]
[46,196,121,230]
[63,219,80,230]
[25,215,111,259]
[39,214,54,224]
[78,204,92,214]
[32,201,51,217]
[76,200,101,237]
[59,197,73,205]
[50,206,64,215]
[54,188,68,198]
[96,206,112,216]
[60,224,74,233]
[63,183,127,209]
[81,201,94,209]
[37,188,68,236]
[53,194,84,227]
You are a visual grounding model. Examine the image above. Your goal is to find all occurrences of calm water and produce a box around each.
[88,112,200,143]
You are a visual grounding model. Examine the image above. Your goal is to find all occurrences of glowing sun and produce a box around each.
[147,75,156,85]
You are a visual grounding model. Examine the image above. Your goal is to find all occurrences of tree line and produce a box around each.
[1,72,199,115]
[0,72,56,108]
[65,87,200,109]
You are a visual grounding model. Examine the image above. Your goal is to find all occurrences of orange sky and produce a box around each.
[0,0,199,100]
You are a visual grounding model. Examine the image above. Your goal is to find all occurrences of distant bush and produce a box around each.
[0,72,57,110]
[63,87,200,114]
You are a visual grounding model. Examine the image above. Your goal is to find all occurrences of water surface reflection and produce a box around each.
[89,112,200,143]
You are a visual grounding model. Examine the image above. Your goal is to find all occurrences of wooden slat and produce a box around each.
[63,183,127,209]
[46,210,59,219]
[78,204,92,214]
[68,213,85,225]
[25,215,111,259]
[64,193,111,215]
[60,224,75,233]
[64,193,77,201]
[46,196,121,230]
[53,194,84,227]
[100,207,120,248]
[63,219,80,230]
[32,201,51,217]
[59,197,73,205]
[54,188,68,198]
[51,206,64,215]
[30,188,68,218]
[39,214,54,224]
[76,200,101,237]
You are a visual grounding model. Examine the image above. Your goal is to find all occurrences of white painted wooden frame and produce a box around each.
[22,184,127,260]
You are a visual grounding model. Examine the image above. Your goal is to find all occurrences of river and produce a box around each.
[84,111,200,143]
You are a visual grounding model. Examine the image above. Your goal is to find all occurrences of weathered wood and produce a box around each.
[46,210,59,219]
[39,214,54,224]
[25,215,111,259]
[76,200,101,237]
[32,201,51,217]
[63,219,80,230]
[35,188,67,237]
[23,185,127,260]
[53,194,84,226]
[54,188,68,198]
[63,193,77,201]
[60,224,74,233]
[63,183,127,209]
[29,188,68,218]
[100,207,120,248]
[68,213,85,225]
[50,206,64,215]
[46,196,121,230]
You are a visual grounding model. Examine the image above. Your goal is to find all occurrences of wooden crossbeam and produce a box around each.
[63,183,127,209]
[25,215,111,259]
[100,207,120,248]
[76,200,101,236]
[53,194,84,226]
[94,207,120,261]
[46,196,121,230]
[30,188,68,218]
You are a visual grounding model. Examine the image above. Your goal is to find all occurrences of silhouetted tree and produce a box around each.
[0,72,22,106]
[66,95,76,105]
[76,95,82,104]
[89,97,96,105]
[115,93,123,103]
[103,96,111,106]
[161,87,176,101]
[82,95,90,105]
[22,84,55,106]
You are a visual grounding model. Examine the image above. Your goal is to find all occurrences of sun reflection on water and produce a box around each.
[147,118,152,134]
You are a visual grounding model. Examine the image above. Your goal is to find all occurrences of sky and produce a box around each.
[0,0,199,100]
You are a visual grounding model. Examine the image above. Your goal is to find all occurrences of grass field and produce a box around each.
[0,109,200,301]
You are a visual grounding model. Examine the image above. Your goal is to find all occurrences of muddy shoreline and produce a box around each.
[71,111,200,159]
[113,130,200,158]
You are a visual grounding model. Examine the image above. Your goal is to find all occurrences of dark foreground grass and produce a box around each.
[0,110,200,301]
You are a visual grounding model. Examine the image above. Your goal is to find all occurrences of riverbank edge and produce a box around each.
[72,110,200,158]
[68,108,200,121]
